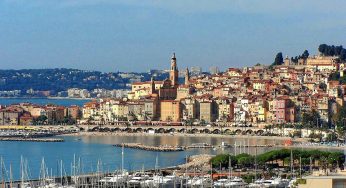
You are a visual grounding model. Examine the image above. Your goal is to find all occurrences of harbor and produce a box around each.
[0,150,301,188]
[0,137,64,142]
[113,143,184,152]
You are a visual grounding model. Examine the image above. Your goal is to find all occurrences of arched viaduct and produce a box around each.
[78,125,268,136]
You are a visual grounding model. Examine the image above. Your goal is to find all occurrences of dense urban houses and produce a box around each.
[0,103,81,125]
[1,53,346,128]
[77,53,346,129]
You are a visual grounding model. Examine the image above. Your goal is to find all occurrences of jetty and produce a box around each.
[0,137,64,142]
[187,143,214,149]
[113,143,184,152]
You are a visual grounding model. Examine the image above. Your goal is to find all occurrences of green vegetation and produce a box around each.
[0,68,169,93]
[272,52,284,66]
[291,50,310,63]
[301,109,331,132]
[210,149,345,169]
[331,104,346,136]
[329,72,346,85]
[318,44,346,60]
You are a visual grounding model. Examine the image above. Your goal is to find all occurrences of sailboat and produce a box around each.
[99,145,130,186]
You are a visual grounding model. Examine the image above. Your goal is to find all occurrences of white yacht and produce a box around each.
[127,173,150,187]
[225,177,247,187]
[99,170,130,185]
[262,177,289,188]
[186,176,213,187]
[20,182,33,188]
[248,179,266,188]
[141,174,182,188]
[214,178,231,187]
[37,178,61,188]
[214,177,247,188]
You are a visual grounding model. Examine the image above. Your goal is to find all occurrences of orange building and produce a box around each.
[160,100,181,122]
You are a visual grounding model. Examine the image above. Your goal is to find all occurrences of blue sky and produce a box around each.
[0,0,346,72]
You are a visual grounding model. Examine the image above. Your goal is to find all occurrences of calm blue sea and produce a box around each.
[0,98,90,107]
[0,135,280,180]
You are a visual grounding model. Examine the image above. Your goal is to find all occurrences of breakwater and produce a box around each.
[113,143,184,152]
[0,137,64,142]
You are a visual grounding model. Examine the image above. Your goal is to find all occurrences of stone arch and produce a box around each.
[203,129,211,134]
[134,128,143,133]
[156,128,165,133]
[234,129,242,135]
[255,130,264,135]
[212,129,221,134]
[178,128,186,133]
[245,129,253,135]
[223,129,232,135]
[167,128,176,133]
[145,128,155,133]
[190,128,198,134]
[124,127,133,133]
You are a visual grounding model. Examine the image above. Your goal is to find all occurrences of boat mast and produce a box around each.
[255,146,257,180]
[9,163,12,188]
[1,157,4,188]
[155,155,158,175]
[300,156,302,178]
[20,156,23,188]
[121,144,124,173]
[60,160,63,186]
[228,155,231,179]
[290,149,293,178]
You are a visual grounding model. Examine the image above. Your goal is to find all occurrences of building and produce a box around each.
[160,100,181,122]
[199,100,216,123]
[169,53,179,86]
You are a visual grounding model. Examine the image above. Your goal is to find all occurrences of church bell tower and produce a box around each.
[169,53,179,86]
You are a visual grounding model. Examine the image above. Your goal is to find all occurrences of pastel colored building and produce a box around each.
[160,100,181,122]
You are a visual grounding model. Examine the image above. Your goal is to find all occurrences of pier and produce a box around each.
[0,137,64,142]
[113,143,184,152]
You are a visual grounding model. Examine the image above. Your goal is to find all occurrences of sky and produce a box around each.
[0,0,346,72]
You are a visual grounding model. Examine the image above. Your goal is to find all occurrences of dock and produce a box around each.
[113,143,184,152]
[0,137,64,142]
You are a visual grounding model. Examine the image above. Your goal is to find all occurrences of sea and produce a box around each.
[0,98,283,181]
[0,134,282,181]
[0,98,90,107]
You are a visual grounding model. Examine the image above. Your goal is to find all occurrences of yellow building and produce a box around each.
[299,175,346,188]
[160,100,181,122]
[258,103,267,122]
[111,100,129,119]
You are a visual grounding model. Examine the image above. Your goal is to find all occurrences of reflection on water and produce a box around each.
[0,134,285,180]
[81,134,285,154]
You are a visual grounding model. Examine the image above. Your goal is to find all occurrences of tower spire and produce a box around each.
[169,53,179,86]
[185,67,190,85]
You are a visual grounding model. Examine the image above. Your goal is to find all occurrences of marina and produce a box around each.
[113,143,184,152]
[0,134,283,181]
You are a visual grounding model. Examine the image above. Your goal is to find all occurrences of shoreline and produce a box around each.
[0,97,94,100]
[61,132,346,151]
[62,131,294,140]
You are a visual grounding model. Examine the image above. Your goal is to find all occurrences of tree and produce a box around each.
[341,49,346,61]
[302,50,309,59]
[332,104,346,137]
[302,110,320,132]
[318,44,328,55]
[273,52,284,66]
[318,44,346,60]
[34,115,47,125]
[319,83,327,91]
